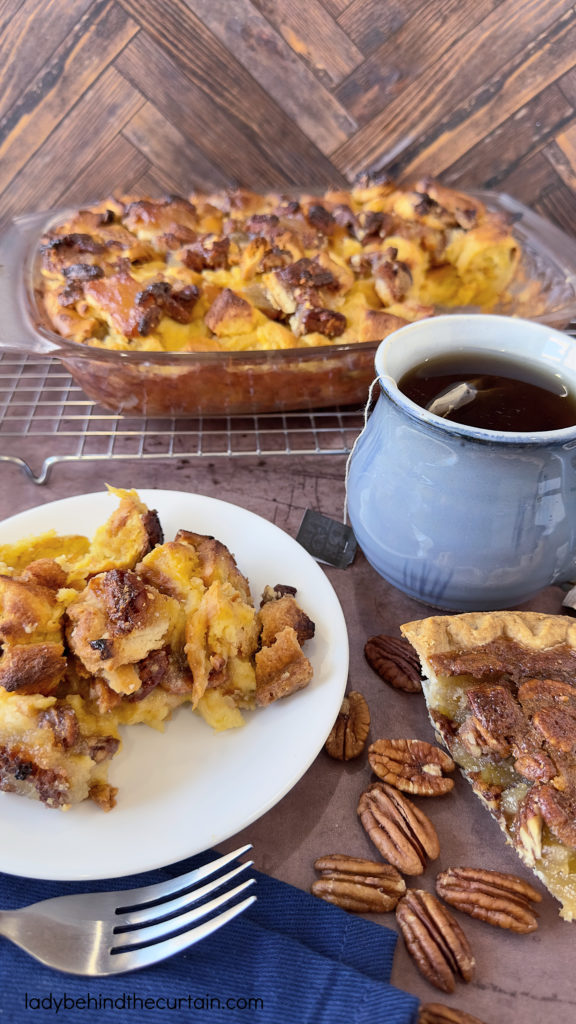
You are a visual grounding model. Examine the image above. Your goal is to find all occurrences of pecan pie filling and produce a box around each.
[401,613,576,921]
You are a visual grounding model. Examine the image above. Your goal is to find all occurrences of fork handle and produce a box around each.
[0,908,38,951]
[0,908,84,968]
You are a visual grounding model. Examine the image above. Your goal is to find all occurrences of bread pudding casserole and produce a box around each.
[38,178,520,357]
[0,488,315,812]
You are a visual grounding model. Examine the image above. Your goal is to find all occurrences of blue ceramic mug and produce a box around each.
[346,314,576,611]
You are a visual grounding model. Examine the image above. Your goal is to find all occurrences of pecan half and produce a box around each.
[277,257,338,292]
[374,257,413,304]
[312,854,406,912]
[435,867,541,933]
[41,232,107,256]
[532,783,576,849]
[89,782,118,812]
[305,203,336,235]
[260,583,298,603]
[63,262,105,282]
[364,635,422,692]
[183,234,230,271]
[244,213,280,236]
[355,209,387,241]
[135,280,199,329]
[396,889,475,993]
[357,782,440,874]
[325,691,370,760]
[419,1003,488,1024]
[368,738,455,796]
[516,782,576,862]
[290,305,347,338]
[101,569,150,633]
[82,735,120,764]
[515,787,543,863]
[37,705,79,749]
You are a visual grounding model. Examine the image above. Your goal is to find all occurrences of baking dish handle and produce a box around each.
[0,214,62,355]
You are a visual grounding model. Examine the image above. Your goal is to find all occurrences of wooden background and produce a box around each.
[1,0,576,235]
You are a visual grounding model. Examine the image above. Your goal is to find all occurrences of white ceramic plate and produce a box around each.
[0,489,348,881]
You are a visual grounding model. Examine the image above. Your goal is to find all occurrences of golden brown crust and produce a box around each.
[402,610,576,661]
[0,574,63,645]
[63,487,163,585]
[37,180,521,357]
[254,626,313,705]
[204,288,255,335]
[66,569,182,695]
[0,642,66,696]
[356,309,408,342]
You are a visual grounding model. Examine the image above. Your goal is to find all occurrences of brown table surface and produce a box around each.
[1,451,573,1024]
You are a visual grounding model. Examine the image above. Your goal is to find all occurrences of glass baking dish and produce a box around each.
[0,190,575,417]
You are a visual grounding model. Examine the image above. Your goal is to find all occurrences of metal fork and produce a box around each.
[0,845,256,976]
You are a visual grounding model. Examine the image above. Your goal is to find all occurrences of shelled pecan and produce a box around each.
[364,635,422,692]
[368,738,455,795]
[435,867,541,933]
[396,889,475,993]
[419,1003,488,1024]
[357,781,440,874]
[312,854,406,912]
[324,691,370,760]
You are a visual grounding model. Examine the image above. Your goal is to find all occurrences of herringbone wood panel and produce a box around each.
[1,0,576,236]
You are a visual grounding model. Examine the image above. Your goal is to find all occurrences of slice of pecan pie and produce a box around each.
[401,611,576,921]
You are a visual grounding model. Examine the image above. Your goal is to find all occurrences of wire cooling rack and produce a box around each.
[0,352,365,484]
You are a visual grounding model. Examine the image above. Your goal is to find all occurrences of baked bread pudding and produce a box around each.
[38,178,520,355]
[401,611,576,921]
[0,488,314,811]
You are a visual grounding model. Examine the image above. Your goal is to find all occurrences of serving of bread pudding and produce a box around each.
[0,488,315,812]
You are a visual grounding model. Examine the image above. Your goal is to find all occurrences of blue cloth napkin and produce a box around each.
[0,851,419,1024]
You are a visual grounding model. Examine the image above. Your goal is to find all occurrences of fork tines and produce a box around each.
[109,845,256,970]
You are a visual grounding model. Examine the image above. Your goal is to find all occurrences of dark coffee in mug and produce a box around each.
[398,350,576,431]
